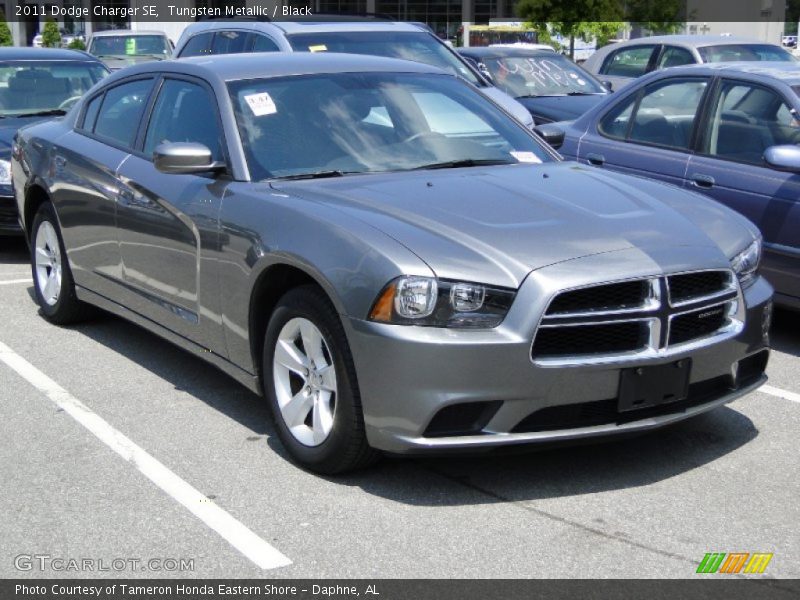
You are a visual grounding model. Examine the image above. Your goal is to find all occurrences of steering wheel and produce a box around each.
[58,96,83,110]
[402,131,446,144]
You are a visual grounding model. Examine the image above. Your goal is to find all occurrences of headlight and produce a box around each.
[731,239,761,288]
[369,276,516,328]
[0,159,10,185]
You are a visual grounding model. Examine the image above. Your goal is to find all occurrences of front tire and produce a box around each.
[30,202,90,324]
[263,285,378,474]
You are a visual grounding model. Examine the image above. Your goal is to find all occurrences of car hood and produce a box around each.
[0,117,52,158]
[516,94,608,122]
[273,162,756,289]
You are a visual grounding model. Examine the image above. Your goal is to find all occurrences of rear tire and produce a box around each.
[30,202,91,325]
[263,285,379,474]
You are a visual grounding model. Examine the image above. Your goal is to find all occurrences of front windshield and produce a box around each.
[229,72,553,180]
[479,54,606,97]
[286,31,481,85]
[698,44,795,63]
[89,35,170,57]
[0,61,108,116]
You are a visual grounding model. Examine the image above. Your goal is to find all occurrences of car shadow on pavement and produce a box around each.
[63,310,273,437]
[0,237,29,265]
[328,405,759,504]
[769,307,800,358]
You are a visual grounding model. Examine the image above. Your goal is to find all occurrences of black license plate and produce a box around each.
[618,359,691,412]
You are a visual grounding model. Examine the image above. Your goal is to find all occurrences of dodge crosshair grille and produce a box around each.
[531,270,740,363]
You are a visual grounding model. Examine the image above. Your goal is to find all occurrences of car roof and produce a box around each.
[104,51,445,83]
[657,61,800,85]
[458,46,562,58]
[600,35,774,49]
[90,29,168,37]
[0,47,100,61]
[184,20,427,35]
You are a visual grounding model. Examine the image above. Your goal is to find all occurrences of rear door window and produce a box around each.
[211,30,251,55]
[602,45,657,78]
[92,78,154,149]
[178,32,213,57]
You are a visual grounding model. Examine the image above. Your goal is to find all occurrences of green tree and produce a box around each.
[41,19,62,48]
[625,0,691,34]
[786,0,800,35]
[67,38,86,51]
[0,12,13,47]
[517,0,625,59]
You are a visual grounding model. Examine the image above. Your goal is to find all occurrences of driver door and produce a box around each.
[114,76,230,353]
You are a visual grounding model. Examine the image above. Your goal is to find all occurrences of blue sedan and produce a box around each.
[557,62,800,309]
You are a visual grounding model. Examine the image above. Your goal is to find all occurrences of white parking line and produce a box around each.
[760,384,800,404]
[0,279,31,285]
[0,340,292,571]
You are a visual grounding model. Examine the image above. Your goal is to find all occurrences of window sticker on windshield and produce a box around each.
[244,92,277,116]
[510,151,542,164]
[309,45,327,52]
[125,38,136,55]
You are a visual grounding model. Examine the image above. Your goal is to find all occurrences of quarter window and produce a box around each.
[81,93,103,131]
[252,35,279,52]
[143,79,222,161]
[601,45,656,78]
[599,79,708,150]
[657,46,695,69]
[179,32,213,57]
[93,78,153,149]
[704,81,798,165]
[211,30,250,55]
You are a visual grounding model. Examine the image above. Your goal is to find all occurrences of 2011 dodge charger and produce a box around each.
[12,53,773,473]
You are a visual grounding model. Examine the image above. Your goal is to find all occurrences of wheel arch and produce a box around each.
[248,259,345,384]
[23,180,54,240]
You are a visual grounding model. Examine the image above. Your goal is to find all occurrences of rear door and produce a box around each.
[577,76,711,188]
[686,77,800,303]
[54,77,155,300]
[598,44,659,91]
[114,75,231,351]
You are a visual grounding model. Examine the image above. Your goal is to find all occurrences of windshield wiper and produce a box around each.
[273,170,348,181]
[14,109,66,118]
[411,158,515,170]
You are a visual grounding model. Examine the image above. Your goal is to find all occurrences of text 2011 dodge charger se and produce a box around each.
[12,54,773,473]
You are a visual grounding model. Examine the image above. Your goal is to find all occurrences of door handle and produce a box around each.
[691,173,715,189]
[586,153,605,166]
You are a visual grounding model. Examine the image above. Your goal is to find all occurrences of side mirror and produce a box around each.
[601,79,614,92]
[764,145,800,173]
[153,142,225,175]
[533,123,565,150]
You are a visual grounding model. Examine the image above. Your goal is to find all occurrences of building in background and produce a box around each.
[1,0,787,48]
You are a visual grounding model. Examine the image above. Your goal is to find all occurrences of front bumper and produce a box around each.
[345,248,773,454]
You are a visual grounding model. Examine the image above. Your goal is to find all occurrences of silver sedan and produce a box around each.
[13,53,772,473]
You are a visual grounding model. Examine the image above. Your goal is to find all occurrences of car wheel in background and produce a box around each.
[30,202,91,324]
[263,285,379,474]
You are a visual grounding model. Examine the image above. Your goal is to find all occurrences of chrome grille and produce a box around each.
[532,270,740,363]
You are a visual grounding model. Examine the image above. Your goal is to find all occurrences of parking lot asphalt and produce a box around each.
[1,236,798,580]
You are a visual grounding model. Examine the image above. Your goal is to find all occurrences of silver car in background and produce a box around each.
[174,19,535,128]
[12,54,772,474]
[583,35,795,90]
[86,29,173,71]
